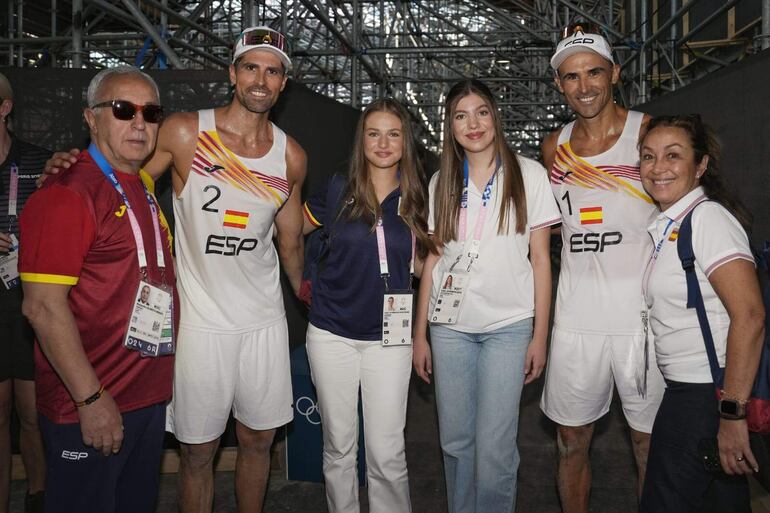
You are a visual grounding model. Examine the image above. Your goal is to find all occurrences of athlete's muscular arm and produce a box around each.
[541,129,561,172]
[275,136,307,296]
[639,113,653,141]
[541,130,562,234]
[22,282,124,456]
[147,112,199,193]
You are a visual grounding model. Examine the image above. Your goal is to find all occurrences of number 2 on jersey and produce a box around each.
[202,185,221,212]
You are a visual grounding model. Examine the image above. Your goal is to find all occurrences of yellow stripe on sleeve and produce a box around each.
[139,169,155,194]
[20,273,79,285]
[303,203,323,227]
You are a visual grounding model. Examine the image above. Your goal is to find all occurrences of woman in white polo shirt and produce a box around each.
[638,115,764,512]
[413,79,560,513]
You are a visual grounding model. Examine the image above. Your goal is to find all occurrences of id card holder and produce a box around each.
[430,272,470,325]
[158,295,175,356]
[124,278,174,357]
[382,291,413,346]
[0,235,20,290]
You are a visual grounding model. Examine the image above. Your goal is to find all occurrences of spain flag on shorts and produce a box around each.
[223,209,249,229]
[579,206,603,225]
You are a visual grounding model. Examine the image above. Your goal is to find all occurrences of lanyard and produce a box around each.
[88,144,165,273]
[452,158,497,271]
[375,194,416,290]
[8,163,18,218]
[642,217,675,298]
[6,163,18,231]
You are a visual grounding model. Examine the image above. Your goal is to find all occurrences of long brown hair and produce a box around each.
[432,79,527,245]
[344,98,433,257]
[641,114,752,232]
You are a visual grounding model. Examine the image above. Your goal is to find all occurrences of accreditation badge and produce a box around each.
[124,279,174,357]
[382,292,413,346]
[0,235,20,290]
[430,271,470,325]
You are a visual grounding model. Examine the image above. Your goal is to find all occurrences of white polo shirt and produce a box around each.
[642,187,754,383]
[428,156,561,333]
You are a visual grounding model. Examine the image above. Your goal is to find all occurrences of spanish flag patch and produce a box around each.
[223,209,249,229]
[579,206,603,225]
[668,229,679,242]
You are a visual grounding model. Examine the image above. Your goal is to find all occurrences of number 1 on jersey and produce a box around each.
[561,190,573,216]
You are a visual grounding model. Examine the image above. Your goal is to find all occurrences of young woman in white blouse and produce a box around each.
[413,79,560,513]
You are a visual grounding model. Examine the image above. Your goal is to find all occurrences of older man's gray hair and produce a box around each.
[86,66,160,107]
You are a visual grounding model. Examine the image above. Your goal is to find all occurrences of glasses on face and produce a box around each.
[561,22,603,39]
[240,27,287,53]
[90,100,164,124]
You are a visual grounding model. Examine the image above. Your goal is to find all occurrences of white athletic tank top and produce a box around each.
[550,110,658,334]
[173,109,290,332]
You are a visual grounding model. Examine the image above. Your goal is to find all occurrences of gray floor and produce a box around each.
[11,376,645,512]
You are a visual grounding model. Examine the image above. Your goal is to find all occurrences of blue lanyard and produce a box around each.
[461,158,496,211]
[652,218,675,261]
[453,157,500,271]
[88,143,165,272]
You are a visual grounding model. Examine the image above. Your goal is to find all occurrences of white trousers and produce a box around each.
[306,324,413,513]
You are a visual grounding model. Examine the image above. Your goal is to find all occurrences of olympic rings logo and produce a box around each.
[295,396,322,425]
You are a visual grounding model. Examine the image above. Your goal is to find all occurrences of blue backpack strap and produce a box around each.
[676,204,725,387]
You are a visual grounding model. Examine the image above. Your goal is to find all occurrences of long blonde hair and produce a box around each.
[432,79,527,245]
[344,98,433,257]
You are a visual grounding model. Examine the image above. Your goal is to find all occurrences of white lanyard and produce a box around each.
[375,219,416,285]
[7,163,18,218]
[88,144,166,273]
[642,218,675,298]
[375,193,416,288]
[6,163,18,232]
[452,158,497,271]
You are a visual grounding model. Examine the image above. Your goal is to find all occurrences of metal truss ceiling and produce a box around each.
[5,0,769,155]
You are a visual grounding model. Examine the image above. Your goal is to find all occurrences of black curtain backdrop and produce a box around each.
[638,49,770,245]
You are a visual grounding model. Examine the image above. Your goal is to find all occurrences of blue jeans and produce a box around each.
[430,318,533,513]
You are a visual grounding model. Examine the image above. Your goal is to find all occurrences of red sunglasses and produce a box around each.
[90,100,164,124]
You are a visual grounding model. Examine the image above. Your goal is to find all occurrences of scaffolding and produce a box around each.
[3,0,769,154]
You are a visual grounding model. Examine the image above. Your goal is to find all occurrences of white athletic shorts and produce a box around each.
[540,326,664,433]
[166,318,294,443]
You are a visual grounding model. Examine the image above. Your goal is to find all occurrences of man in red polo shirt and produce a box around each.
[19,66,177,513]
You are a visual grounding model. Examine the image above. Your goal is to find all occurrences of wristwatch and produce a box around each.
[719,398,748,420]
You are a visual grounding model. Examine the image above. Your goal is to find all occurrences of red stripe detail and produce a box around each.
[225,209,249,217]
[194,152,213,167]
[223,222,246,229]
[303,206,322,227]
[579,206,602,213]
[580,218,603,225]
[531,217,562,231]
[705,253,754,276]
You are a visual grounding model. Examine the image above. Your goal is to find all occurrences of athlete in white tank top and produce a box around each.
[550,110,658,334]
[174,109,290,332]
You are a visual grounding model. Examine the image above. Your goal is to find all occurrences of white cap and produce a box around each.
[233,26,291,70]
[550,31,614,72]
